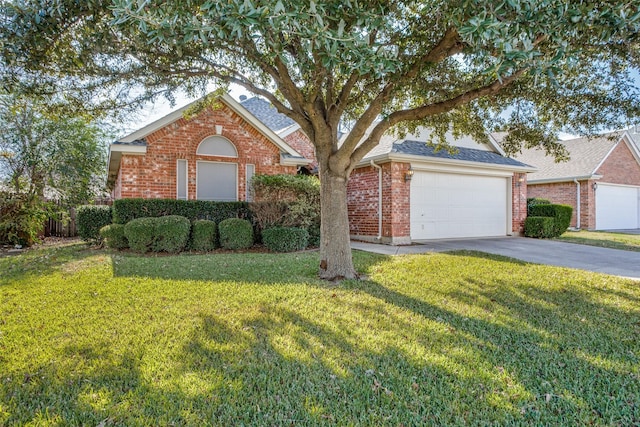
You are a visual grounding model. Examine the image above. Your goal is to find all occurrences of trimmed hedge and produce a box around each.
[99,224,128,249]
[262,227,309,252]
[529,204,573,237]
[527,197,551,215]
[153,215,191,253]
[77,205,112,241]
[112,199,251,224]
[189,219,218,252]
[524,217,556,238]
[218,218,254,250]
[124,217,157,253]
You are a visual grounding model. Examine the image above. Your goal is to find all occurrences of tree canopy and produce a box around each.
[3,0,638,278]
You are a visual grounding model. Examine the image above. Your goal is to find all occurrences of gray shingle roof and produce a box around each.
[512,132,622,182]
[365,139,531,168]
[240,97,296,133]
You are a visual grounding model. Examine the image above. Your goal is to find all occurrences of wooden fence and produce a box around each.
[44,199,112,238]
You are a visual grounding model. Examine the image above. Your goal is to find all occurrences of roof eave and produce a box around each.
[280,154,312,166]
[528,174,603,185]
[106,145,147,188]
[359,152,537,173]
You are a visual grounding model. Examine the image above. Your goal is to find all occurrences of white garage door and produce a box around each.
[410,171,508,239]
[595,184,640,230]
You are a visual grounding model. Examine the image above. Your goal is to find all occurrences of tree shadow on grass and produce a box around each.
[0,242,98,287]
[2,250,638,425]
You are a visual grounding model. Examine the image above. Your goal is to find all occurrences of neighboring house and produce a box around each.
[107,94,312,201]
[512,131,640,230]
[108,94,535,243]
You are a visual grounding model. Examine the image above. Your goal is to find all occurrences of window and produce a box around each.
[246,164,255,201]
[176,159,187,200]
[196,161,237,201]
[196,136,238,157]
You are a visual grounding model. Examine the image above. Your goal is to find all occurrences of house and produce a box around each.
[347,130,534,244]
[107,94,313,201]
[108,95,535,243]
[512,131,640,230]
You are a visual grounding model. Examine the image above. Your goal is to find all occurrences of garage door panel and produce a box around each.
[595,184,639,230]
[411,171,508,239]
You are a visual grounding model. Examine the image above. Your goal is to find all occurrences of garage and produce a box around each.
[410,171,509,239]
[595,184,640,230]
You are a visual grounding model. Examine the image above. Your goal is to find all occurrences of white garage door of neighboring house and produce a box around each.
[196,161,238,201]
[410,171,508,239]
[595,184,640,230]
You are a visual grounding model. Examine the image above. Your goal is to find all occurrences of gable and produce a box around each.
[595,137,640,186]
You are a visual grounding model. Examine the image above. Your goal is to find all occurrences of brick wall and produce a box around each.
[595,140,640,185]
[527,180,596,229]
[347,162,411,244]
[283,129,317,171]
[113,104,298,200]
[512,172,527,234]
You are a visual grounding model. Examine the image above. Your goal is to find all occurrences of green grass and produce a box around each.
[557,230,640,252]
[1,243,639,426]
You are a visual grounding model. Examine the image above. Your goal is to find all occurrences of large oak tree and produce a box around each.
[3,0,638,278]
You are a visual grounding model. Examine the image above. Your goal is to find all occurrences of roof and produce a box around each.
[511,131,640,183]
[392,141,531,167]
[239,97,298,134]
[360,132,533,171]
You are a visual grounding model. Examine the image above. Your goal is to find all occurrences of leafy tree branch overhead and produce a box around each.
[2,0,638,279]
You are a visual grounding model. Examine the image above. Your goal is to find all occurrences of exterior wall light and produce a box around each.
[592,182,597,191]
[516,175,525,187]
[405,165,414,182]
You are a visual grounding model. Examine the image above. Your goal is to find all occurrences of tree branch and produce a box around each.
[350,68,528,166]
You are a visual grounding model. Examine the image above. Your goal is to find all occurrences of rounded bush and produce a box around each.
[99,224,128,249]
[77,205,112,241]
[218,218,254,250]
[524,216,556,238]
[189,219,218,251]
[152,215,191,253]
[124,217,156,253]
[262,227,309,252]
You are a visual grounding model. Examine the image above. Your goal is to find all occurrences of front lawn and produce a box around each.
[1,243,638,425]
[557,230,640,252]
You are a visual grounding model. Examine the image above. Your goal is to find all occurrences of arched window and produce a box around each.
[196,136,238,157]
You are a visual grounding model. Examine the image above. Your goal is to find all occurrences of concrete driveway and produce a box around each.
[351,237,640,280]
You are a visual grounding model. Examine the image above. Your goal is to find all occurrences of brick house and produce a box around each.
[108,95,535,243]
[512,131,640,230]
[107,94,312,201]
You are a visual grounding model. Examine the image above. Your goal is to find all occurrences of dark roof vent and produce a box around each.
[239,95,247,101]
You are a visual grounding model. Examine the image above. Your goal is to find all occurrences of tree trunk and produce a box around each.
[318,167,358,280]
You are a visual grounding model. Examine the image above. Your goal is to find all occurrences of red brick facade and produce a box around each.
[112,104,298,200]
[283,129,317,171]
[347,162,411,244]
[527,140,639,229]
[512,172,528,234]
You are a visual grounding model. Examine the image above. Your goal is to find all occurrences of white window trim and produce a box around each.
[196,160,239,201]
[246,164,255,201]
[196,135,238,157]
[176,159,188,200]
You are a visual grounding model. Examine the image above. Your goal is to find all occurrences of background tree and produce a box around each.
[2,1,638,278]
[0,94,108,206]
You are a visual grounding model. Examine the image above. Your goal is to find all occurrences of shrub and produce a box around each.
[526,197,551,216]
[112,199,251,224]
[262,227,309,252]
[189,220,218,251]
[77,205,112,241]
[218,218,254,250]
[524,216,556,238]
[529,204,573,237]
[0,191,48,246]
[124,217,157,253]
[99,224,128,249]
[250,174,320,242]
[152,215,191,253]
[307,223,321,248]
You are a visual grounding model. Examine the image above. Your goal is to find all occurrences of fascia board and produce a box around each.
[357,152,536,173]
[528,175,602,185]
